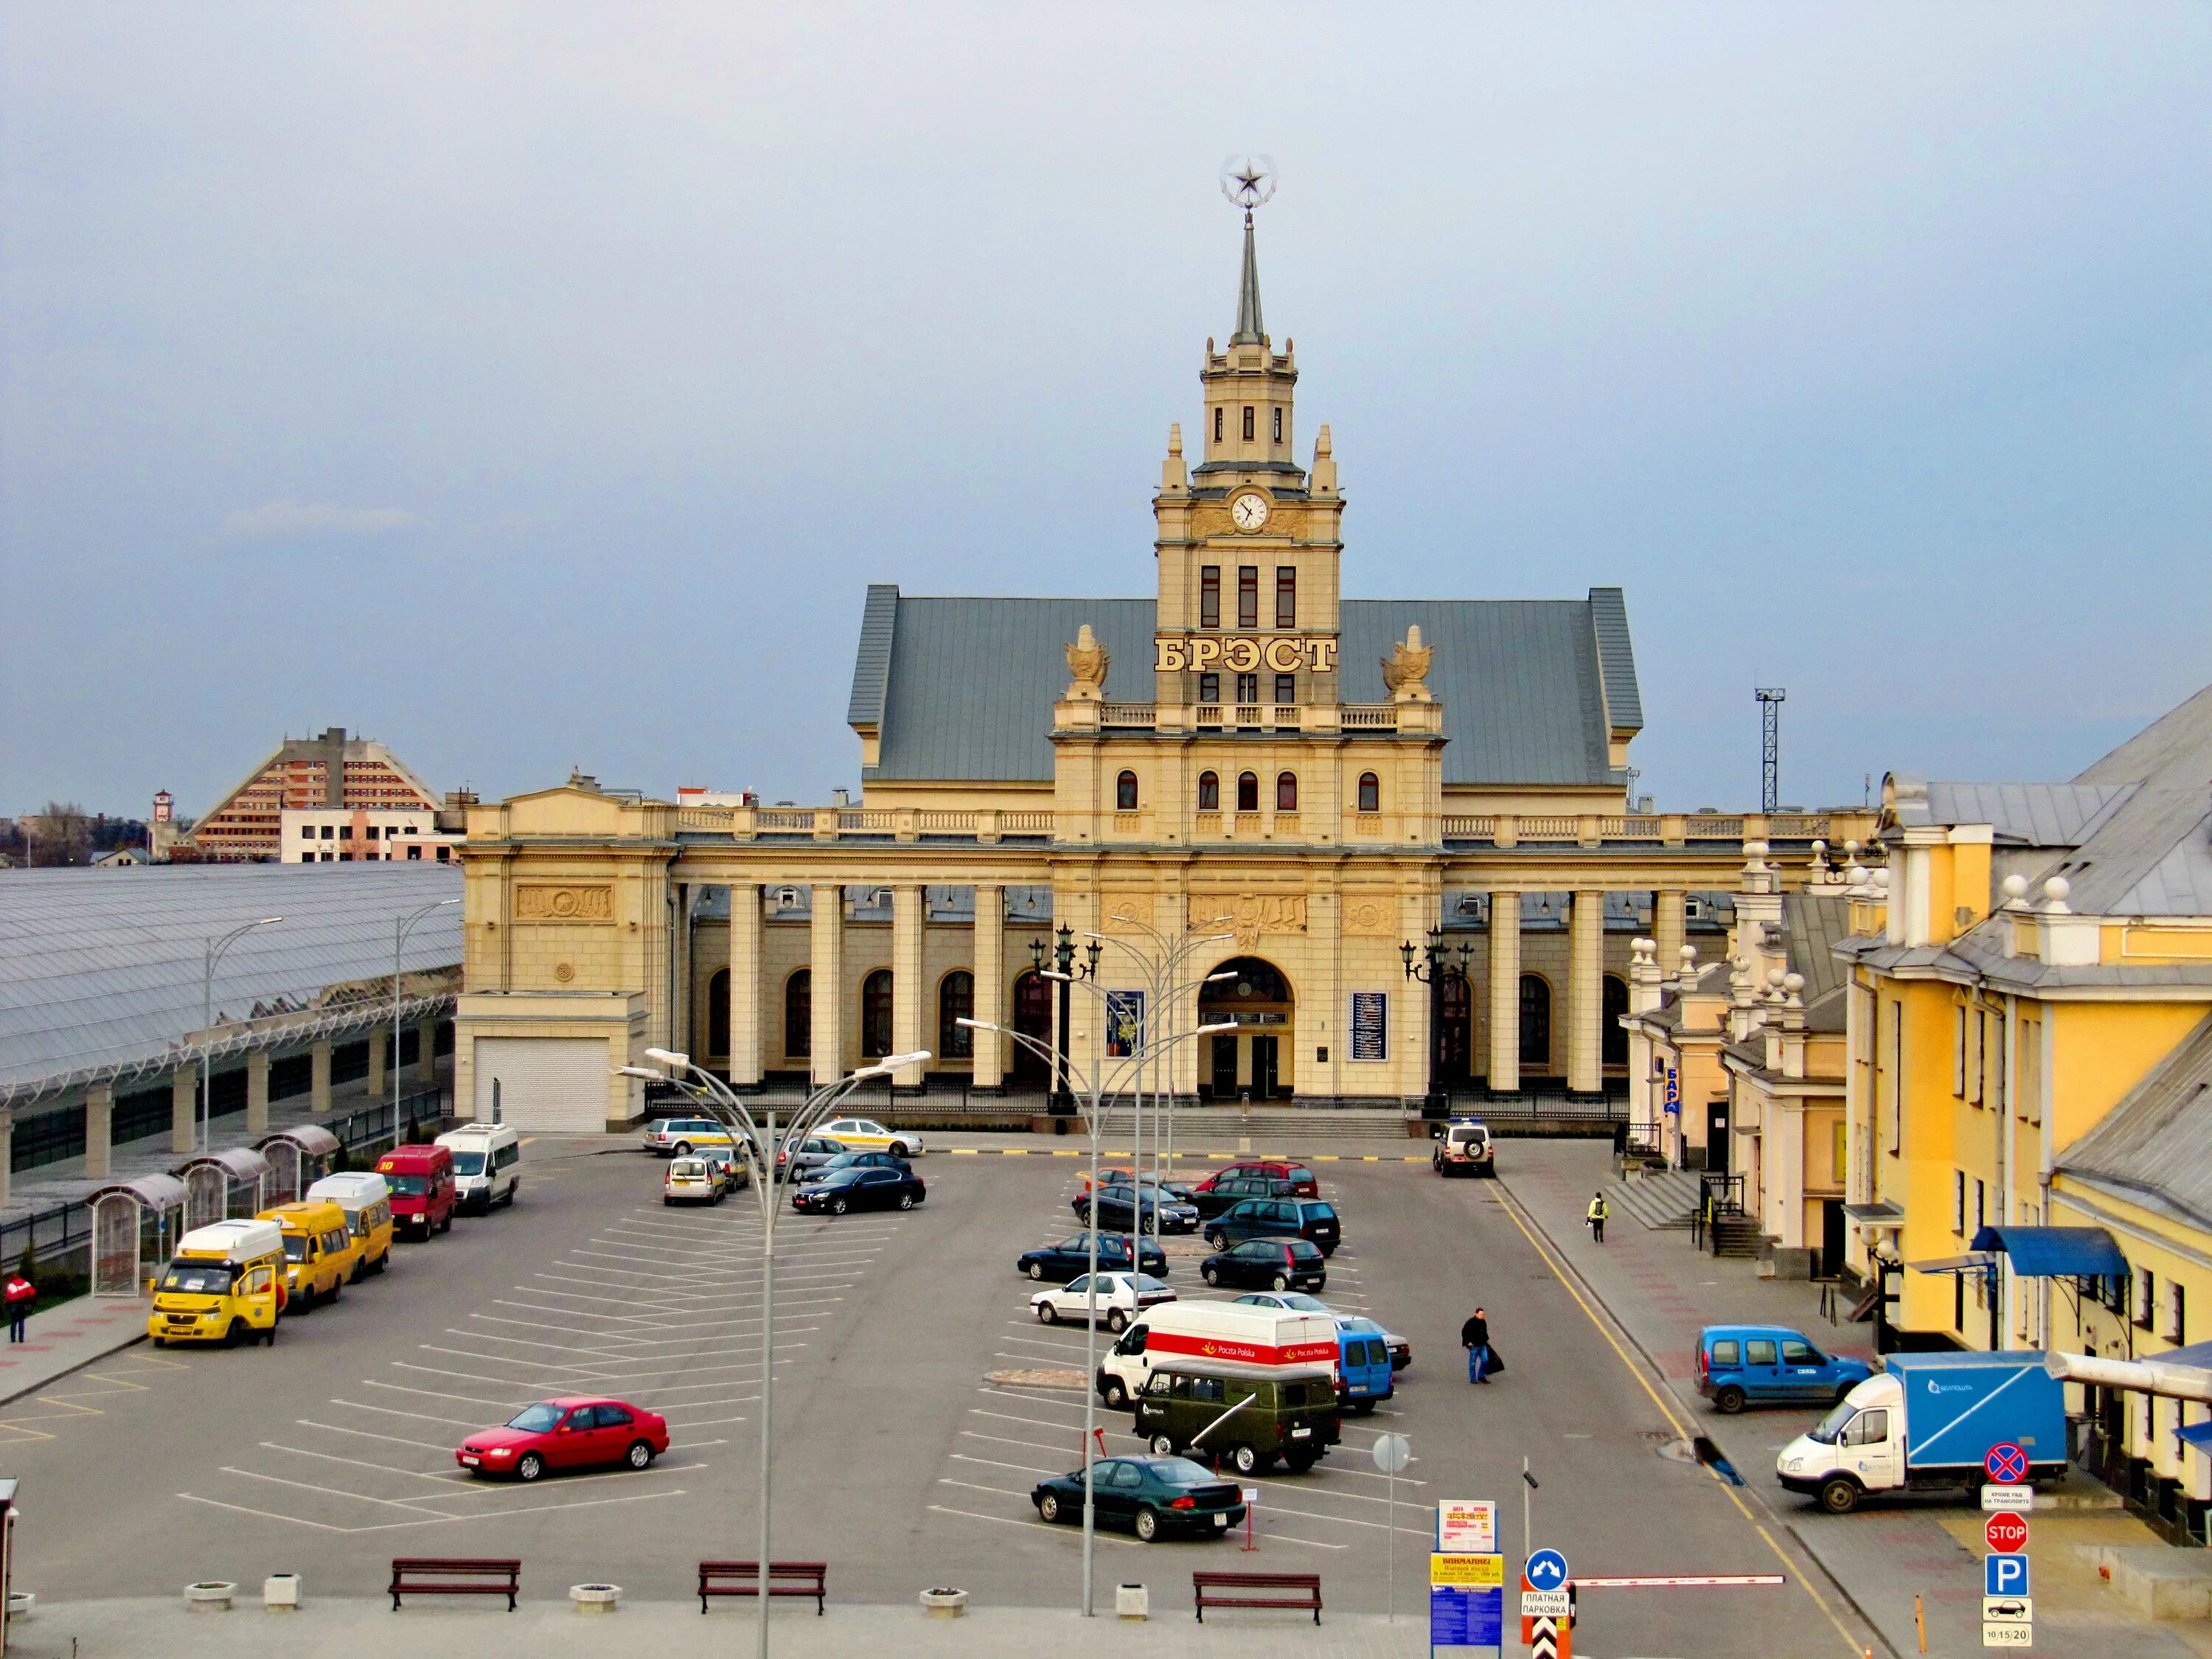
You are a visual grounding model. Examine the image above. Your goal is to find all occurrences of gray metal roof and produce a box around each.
[860,588,1638,787]
[2056,1012,2212,1231]
[1784,891,1851,1007]
[0,863,462,1099]
[1909,782,2137,846]
[2076,683,2212,785]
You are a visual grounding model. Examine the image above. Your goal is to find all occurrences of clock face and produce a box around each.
[1231,493,1270,532]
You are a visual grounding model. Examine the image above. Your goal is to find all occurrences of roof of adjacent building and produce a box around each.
[1890,781,2137,846]
[2056,1012,2212,1232]
[0,863,462,1098]
[848,585,1642,787]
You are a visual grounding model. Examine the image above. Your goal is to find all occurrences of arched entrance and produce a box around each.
[1437,970,1473,1089]
[1011,970,1053,1085]
[1197,957,1294,1101]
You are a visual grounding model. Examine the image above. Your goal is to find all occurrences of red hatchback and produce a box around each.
[1199,1160,1319,1198]
[456,1397,669,1482]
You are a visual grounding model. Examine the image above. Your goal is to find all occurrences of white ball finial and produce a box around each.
[1784,972,1804,993]
[2043,875,2071,904]
[2001,874,2029,900]
[1767,967,1787,987]
[1678,945,1697,964]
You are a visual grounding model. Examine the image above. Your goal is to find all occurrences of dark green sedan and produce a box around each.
[1029,1455,1247,1542]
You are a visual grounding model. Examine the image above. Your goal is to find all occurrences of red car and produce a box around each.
[1197,1160,1319,1198]
[456,1397,669,1482]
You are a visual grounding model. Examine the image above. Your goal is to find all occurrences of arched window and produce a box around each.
[1519,974,1552,1069]
[785,969,811,1060]
[1236,772,1259,813]
[1012,970,1052,1084]
[1116,771,1138,811]
[1197,771,1220,811]
[708,968,731,1059]
[939,970,974,1060]
[860,969,894,1059]
[1602,974,1630,1068]
[1276,772,1298,811]
[1357,772,1380,813]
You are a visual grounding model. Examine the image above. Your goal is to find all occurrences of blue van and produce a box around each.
[1335,1318,1396,1413]
[1697,1324,1872,1413]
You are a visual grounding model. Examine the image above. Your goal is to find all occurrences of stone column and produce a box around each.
[84,1083,114,1179]
[417,1017,438,1082]
[171,1068,198,1154]
[810,884,846,1087]
[1486,891,1521,1093]
[366,1029,386,1099]
[1568,889,1604,1096]
[728,885,764,1090]
[310,1039,333,1115]
[672,883,692,1054]
[891,885,926,1093]
[1654,888,1687,973]
[972,886,1005,1093]
[246,1050,271,1135]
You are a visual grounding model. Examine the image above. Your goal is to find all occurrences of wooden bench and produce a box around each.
[389,1557,520,1611]
[698,1559,827,1615]
[1193,1570,1322,1624]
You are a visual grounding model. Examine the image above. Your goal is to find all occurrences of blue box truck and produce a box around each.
[1775,1350,2068,1514]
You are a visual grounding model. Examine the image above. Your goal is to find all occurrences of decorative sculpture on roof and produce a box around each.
[1381,625,1433,703]
[1064,625,1109,702]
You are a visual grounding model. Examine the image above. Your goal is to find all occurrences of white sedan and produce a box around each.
[818,1118,925,1156]
[1029,1273,1177,1334]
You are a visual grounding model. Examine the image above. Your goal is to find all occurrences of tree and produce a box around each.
[27,801,91,866]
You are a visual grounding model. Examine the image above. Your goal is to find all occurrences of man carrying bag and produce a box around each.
[1461,1306,1503,1384]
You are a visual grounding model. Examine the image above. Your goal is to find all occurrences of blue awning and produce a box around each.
[2174,1421,2212,1453]
[1969,1225,2129,1279]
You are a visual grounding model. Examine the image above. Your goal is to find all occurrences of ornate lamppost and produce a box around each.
[1401,929,1471,1119]
[1031,922,1099,1114]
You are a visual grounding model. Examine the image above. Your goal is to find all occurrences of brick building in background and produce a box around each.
[181,727,442,862]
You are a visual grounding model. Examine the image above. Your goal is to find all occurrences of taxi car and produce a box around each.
[664,1156,724,1206]
[818,1118,924,1157]
[641,1117,736,1156]
[456,1396,669,1482]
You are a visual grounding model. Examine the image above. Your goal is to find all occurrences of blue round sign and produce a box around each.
[1526,1548,1571,1592]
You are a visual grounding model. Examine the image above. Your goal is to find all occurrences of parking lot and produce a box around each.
[3,1130,1867,1652]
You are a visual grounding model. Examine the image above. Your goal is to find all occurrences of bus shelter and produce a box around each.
[254,1125,342,1207]
[88,1173,187,1298]
[173,1147,275,1231]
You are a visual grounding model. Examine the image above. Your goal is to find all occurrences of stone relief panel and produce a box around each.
[1101,893,1157,933]
[1189,893,1308,950]
[1341,895,1397,936]
[514,883,616,923]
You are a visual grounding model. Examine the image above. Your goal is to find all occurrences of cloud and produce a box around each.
[215,499,421,542]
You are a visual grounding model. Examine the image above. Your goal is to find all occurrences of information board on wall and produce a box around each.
[1349,992,1388,1062]
[1105,990,1144,1057]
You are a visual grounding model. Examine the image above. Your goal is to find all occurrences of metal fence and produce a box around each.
[0,1199,94,1277]
[329,1084,453,1162]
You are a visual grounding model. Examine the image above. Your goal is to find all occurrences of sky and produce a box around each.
[4,4,2208,819]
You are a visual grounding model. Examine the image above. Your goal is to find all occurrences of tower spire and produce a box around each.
[1231,209,1264,345]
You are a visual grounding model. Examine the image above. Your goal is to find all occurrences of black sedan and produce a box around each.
[1073,1184,1201,1234]
[790,1166,925,1214]
[1030,1455,1246,1542]
[1200,1238,1328,1292]
[799,1149,911,1184]
[1018,1234,1169,1281]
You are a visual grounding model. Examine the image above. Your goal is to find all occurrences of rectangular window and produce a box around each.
[1276,567,1295,628]
[1213,406,1222,443]
[1973,1178,1986,1233]
[321,824,335,839]
[1198,672,1220,703]
[1235,673,1259,705]
[300,825,315,840]
[1993,1007,2007,1102]
[1272,406,1282,442]
[1888,1001,1905,1154]
[1241,405,1254,441]
[1954,1170,1966,1234]
[366,825,380,840]
[2172,1281,2188,1346]
[1832,1120,1848,1183]
[1237,567,1259,628]
[1273,673,1296,704]
[2138,1267,2156,1331]
[1200,566,1220,629]
[1954,1005,1967,1097]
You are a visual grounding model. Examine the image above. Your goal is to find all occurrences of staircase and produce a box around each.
[1082,1105,1414,1147]
[1708,1212,1766,1259]
[1611,1168,1701,1231]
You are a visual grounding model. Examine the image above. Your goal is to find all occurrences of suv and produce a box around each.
[1133,1363,1341,1475]
[1205,1197,1340,1255]
[1200,1238,1328,1293]
[1697,1325,1873,1413]
[1197,1161,1318,1198]
[1433,1120,1495,1177]
[1189,1172,1300,1220]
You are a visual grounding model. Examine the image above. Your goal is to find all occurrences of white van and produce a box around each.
[437,1124,521,1211]
[1095,1300,1339,1408]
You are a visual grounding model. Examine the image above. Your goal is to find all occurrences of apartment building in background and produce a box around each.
[182,727,441,862]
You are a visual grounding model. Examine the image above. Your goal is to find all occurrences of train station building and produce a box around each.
[455,219,1870,1130]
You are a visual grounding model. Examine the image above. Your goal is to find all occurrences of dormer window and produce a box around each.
[1242,406,1255,441]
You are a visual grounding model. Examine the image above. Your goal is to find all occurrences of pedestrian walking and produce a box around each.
[5,1267,35,1343]
[1587,1190,1610,1245]
[1461,1306,1494,1384]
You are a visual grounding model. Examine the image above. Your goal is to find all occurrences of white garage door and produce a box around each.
[473,1037,608,1133]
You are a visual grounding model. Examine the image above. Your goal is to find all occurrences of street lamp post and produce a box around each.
[393,900,459,1137]
[622,1047,926,1659]
[963,1000,1236,1618]
[1401,930,1471,1121]
[202,917,282,1152]
[1031,923,1099,1115]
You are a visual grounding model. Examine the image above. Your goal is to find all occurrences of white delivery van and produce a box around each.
[1096,1301,1339,1408]
[437,1124,521,1212]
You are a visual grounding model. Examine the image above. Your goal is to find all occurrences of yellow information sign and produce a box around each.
[1430,1552,1506,1587]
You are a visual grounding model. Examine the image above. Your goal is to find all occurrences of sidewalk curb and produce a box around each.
[0,1326,147,1409]
[1495,1170,1899,1659]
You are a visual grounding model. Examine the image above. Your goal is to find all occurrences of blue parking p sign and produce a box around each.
[1526,1549,1571,1592]
[1986,1554,2030,1598]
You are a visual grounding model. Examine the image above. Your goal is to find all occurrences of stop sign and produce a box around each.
[1986,1511,2029,1553]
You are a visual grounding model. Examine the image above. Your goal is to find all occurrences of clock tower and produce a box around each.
[1153,198,1344,708]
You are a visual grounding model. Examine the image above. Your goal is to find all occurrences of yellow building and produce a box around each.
[1836,685,2212,1531]
[455,212,1869,1132]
